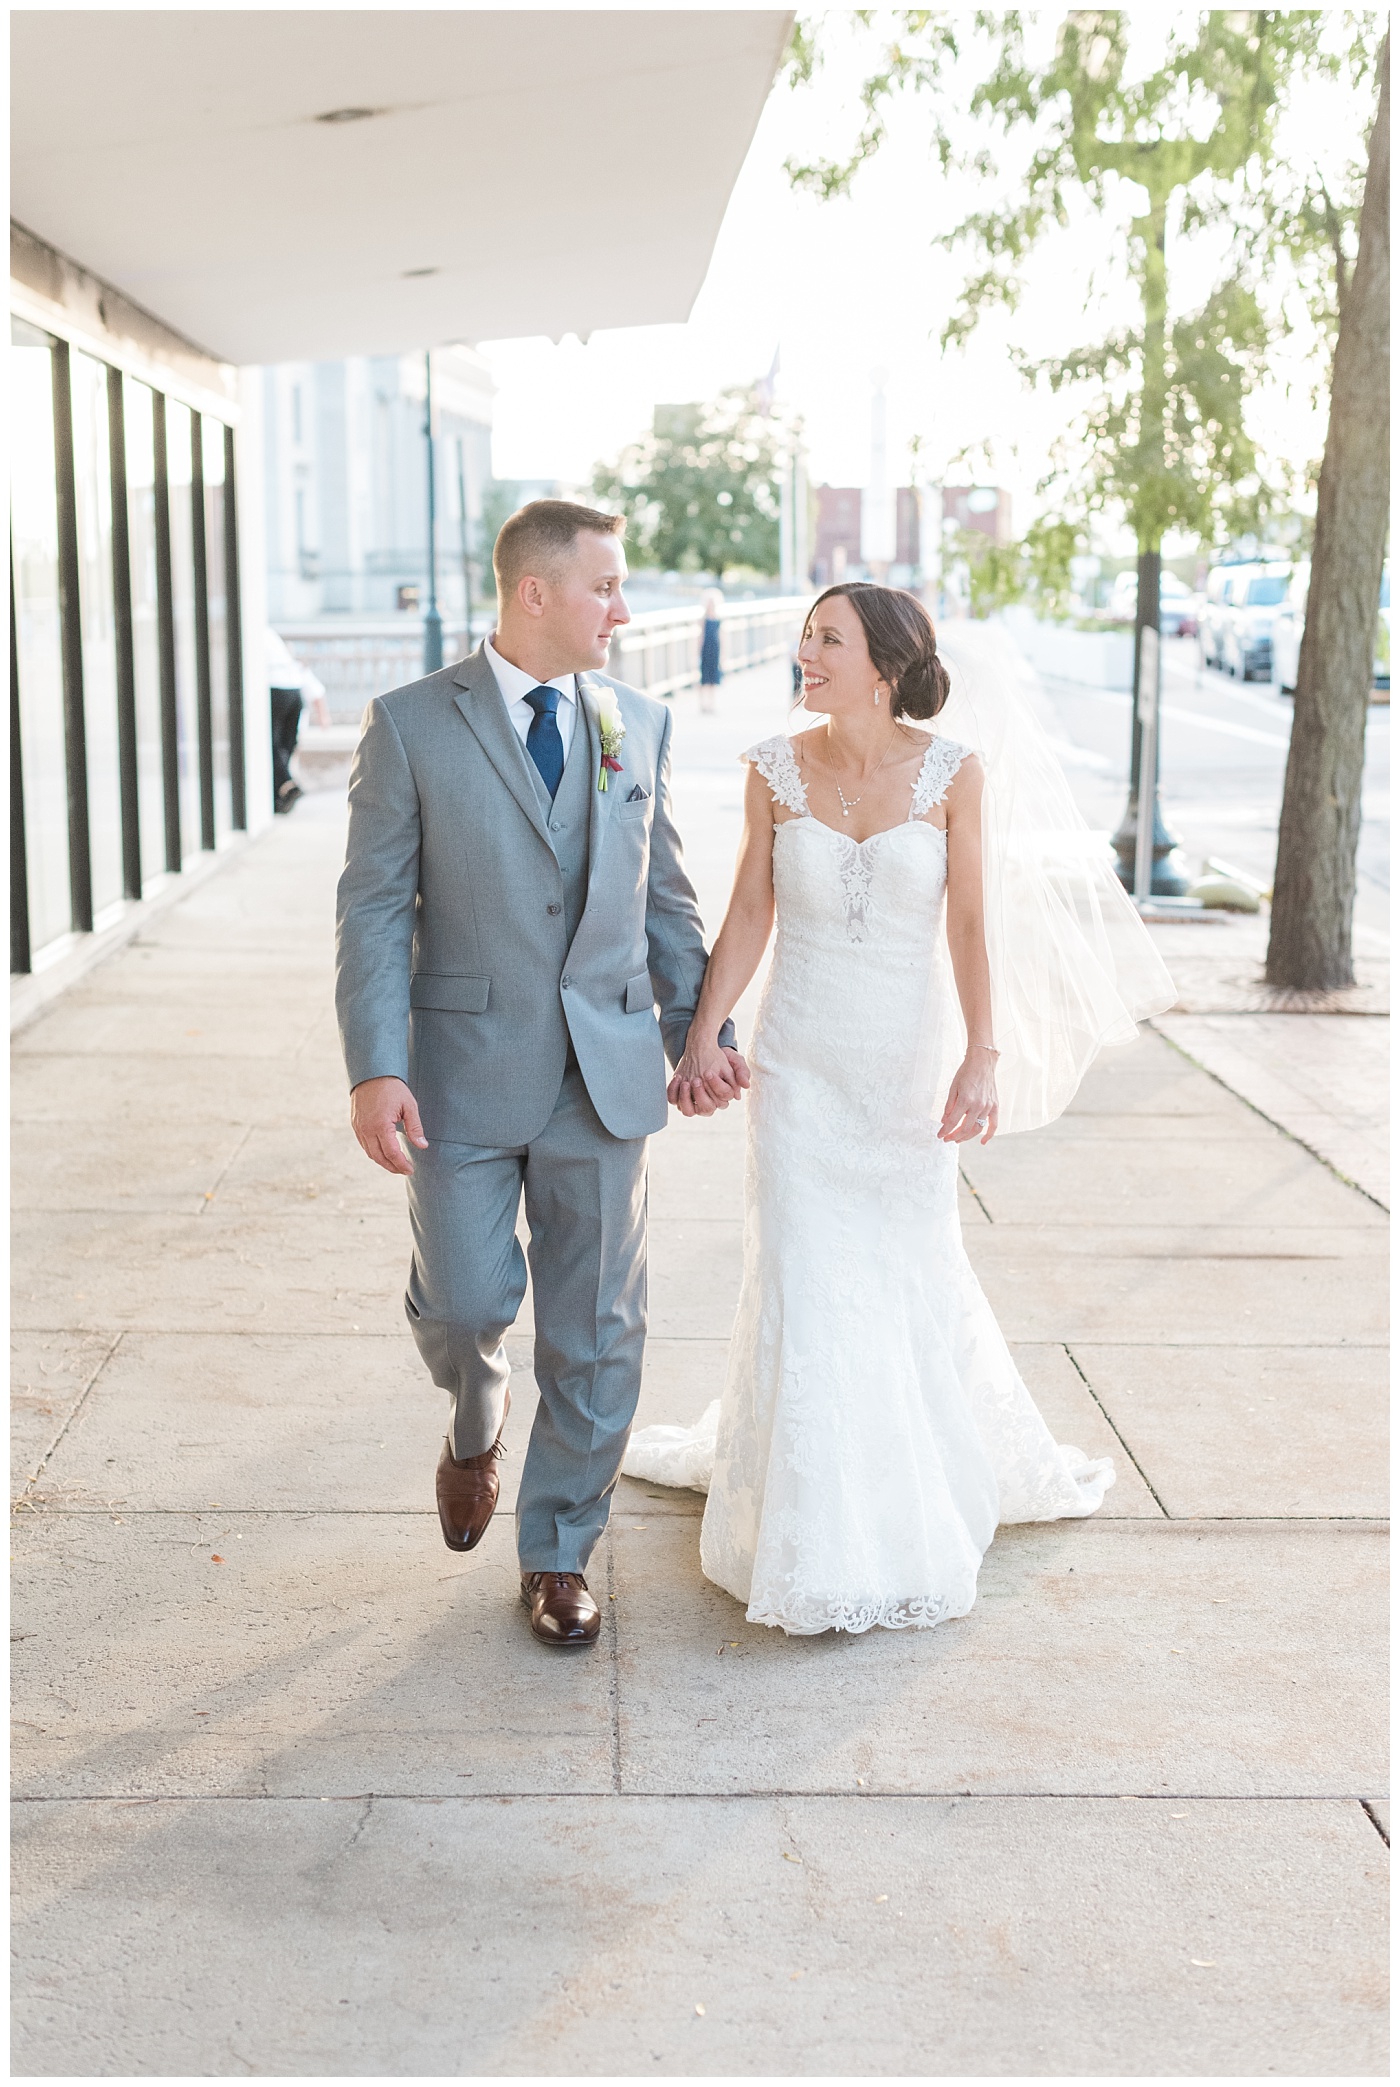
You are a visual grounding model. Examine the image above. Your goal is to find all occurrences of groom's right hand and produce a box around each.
[351,1076,430,1176]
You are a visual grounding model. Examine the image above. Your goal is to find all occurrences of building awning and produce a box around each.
[11,9,792,366]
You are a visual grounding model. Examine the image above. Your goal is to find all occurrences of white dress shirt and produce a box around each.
[484,635,578,760]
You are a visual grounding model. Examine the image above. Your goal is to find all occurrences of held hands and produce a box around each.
[668,1036,752,1118]
[939,1048,999,1146]
[351,1076,429,1175]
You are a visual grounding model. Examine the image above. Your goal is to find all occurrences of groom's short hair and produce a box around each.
[493,499,625,599]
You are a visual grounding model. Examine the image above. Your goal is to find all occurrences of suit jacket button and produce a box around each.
[561,974,573,989]
[547,902,562,915]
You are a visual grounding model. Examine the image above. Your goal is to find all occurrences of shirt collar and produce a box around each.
[484,635,576,710]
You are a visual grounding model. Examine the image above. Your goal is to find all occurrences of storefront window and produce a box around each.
[164,399,202,860]
[12,312,246,966]
[10,318,71,956]
[123,379,168,886]
[70,349,123,916]
[202,416,233,838]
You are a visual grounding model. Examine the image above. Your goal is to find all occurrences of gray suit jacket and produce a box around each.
[335,645,724,1146]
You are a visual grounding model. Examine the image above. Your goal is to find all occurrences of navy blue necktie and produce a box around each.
[524,685,565,800]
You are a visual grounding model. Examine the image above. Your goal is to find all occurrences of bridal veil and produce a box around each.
[917,623,1177,1133]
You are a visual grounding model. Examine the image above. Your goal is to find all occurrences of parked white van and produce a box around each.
[1200,563,1291,680]
[1271,561,1391,697]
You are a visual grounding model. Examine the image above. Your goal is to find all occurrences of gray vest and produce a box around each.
[524,694,592,945]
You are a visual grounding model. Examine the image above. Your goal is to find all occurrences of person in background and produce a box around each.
[699,586,723,715]
[268,627,330,814]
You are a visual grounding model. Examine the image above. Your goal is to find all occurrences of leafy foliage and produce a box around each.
[948,514,1083,620]
[592,389,793,579]
[1027,274,1278,546]
[785,10,1382,554]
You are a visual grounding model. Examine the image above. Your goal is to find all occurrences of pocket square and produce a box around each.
[625,784,650,803]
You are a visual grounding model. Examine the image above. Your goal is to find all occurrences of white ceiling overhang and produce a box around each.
[11,9,792,365]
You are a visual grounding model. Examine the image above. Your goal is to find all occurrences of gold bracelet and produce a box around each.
[969,1042,1000,1056]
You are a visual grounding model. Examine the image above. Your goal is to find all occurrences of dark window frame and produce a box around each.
[106,364,143,899]
[224,422,247,831]
[50,336,93,933]
[190,410,216,849]
[151,390,182,872]
[10,553,31,973]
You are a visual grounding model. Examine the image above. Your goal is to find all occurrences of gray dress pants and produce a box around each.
[404,1065,648,1573]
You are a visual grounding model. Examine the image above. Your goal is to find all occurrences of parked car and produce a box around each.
[1379,566,1391,693]
[1106,568,1199,636]
[1269,564,1308,694]
[1172,583,1202,641]
[1272,560,1392,696]
[1200,562,1291,679]
[1197,564,1233,668]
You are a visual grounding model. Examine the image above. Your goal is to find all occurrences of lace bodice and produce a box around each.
[742,731,971,946]
[742,730,970,825]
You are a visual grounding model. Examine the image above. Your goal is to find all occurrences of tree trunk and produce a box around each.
[1266,38,1389,988]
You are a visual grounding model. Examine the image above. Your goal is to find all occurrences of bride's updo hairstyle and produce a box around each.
[807,582,951,720]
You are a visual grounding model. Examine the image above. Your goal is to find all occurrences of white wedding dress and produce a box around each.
[624,731,1114,1636]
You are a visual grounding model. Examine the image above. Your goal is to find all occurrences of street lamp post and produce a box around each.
[455,435,474,654]
[422,350,443,674]
[1111,550,1188,894]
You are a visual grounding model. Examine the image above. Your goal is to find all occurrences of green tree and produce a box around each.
[786,10,1365,891]
[949,529,1026,619]
[593,388,790,581]
[945,514,1083,620]
[1022,513,1084,619]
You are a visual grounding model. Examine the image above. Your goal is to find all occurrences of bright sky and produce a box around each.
[481,13,1368,552]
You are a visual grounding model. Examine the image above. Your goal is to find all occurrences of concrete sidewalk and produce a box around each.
[11,662,1388,2076]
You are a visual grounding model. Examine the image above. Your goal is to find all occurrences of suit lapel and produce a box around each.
[578,675,618,896]
[451,648,552,849]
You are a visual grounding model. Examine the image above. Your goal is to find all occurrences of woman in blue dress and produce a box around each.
[699,585,723,713]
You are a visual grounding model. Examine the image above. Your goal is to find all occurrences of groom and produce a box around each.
[335,501,746,1647]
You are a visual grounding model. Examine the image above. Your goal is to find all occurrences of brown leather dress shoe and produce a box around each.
[520,1572,601,1646]
[435,1392,509,1552]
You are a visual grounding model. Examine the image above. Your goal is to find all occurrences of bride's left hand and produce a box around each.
[940,1056,998,1144]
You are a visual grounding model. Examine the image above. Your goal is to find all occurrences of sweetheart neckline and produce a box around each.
[775,815,948,850]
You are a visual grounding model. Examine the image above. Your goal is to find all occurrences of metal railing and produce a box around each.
[276,596,812,720]
[611,596,810,698]
[275,620,472,722]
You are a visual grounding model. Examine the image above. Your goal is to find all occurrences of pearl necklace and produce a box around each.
[825,723,899,817]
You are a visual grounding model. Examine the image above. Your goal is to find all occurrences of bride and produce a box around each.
[624,581,1174,1637]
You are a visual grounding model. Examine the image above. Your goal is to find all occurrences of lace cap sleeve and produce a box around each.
[742,735,808,817]
[910,734,973,818]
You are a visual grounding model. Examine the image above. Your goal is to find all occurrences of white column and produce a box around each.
[862,371,895,576]
[235,364,274,835]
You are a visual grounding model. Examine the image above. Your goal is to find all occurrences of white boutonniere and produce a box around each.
[594,685,626,792]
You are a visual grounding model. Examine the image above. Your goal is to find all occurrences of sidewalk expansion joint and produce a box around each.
[16,1332,125,1502]
[1150,1020,1390,1215]
[958,1166,994,1222]
[1061,1344,1171,1516]
[11,1790,1389,1807]
[9,1507,1388,1526]
[195,1123,255,1218]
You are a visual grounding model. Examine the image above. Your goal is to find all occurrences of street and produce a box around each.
[1041,634,1390,943]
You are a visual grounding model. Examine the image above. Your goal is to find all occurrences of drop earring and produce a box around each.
[873,686,882,706]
